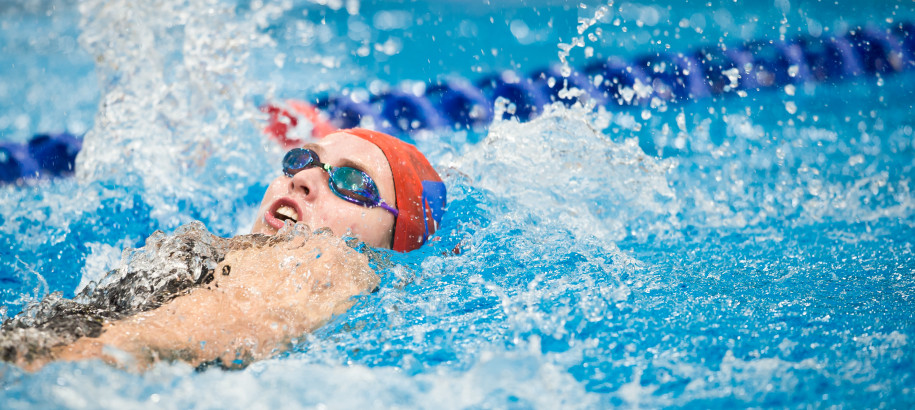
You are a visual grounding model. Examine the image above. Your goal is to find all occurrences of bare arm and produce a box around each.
[50,232,379,370]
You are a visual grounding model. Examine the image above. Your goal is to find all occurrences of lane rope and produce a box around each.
[3,22,913,183]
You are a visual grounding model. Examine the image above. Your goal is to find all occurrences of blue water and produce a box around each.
[2,0,914,408]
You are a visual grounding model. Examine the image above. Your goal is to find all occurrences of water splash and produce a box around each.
[1,0,294,312]
[0,221,323,367]
[2,1,914,408]
[452,103,679,243]
[74,0,285,231]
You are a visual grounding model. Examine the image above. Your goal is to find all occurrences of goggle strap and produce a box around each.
[379,202,399,217]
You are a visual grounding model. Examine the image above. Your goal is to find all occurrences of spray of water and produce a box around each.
[452,103,679,243]
[74,0,286,231]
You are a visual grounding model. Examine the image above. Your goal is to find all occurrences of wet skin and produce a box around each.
[48,232,379,371]
[251,131,397,249]
[17,131,397,371]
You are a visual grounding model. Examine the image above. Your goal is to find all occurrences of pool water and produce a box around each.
[2,0,914,408]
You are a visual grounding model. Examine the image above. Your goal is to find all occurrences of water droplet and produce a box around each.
[676,112,687,131]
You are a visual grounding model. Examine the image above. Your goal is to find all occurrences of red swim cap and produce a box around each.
[343,128,447,252]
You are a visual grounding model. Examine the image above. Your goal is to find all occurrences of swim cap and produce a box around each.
[343,128,446,252]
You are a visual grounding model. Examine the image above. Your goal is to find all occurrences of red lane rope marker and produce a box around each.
[261,99,337,148]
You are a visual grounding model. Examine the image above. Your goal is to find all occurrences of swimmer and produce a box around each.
[1,128,446,371]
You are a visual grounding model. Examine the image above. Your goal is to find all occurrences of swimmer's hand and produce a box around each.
[50,231,379,370]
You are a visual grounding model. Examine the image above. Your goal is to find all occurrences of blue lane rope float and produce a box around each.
[3,22,914,184]
[0,132,81,184]
[310,22,914,136]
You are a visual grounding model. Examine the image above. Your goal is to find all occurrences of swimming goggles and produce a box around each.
[282,148,399,217]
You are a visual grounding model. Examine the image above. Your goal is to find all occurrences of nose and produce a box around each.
[288,167,326,200]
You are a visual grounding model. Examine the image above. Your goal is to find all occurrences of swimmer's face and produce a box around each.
[251,131,396,248]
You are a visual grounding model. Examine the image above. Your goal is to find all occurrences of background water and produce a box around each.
[1,0,914,408]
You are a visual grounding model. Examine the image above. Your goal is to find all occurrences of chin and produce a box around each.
[250,219,274,236]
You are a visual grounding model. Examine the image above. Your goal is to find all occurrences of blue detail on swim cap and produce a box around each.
[421,180,447,240]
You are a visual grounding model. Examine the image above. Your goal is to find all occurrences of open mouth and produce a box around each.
[265,198,303,231]
[275,205,299,223]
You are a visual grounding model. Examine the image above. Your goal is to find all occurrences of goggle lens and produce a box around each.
[330,167,380,204]
[283,148,319,177]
